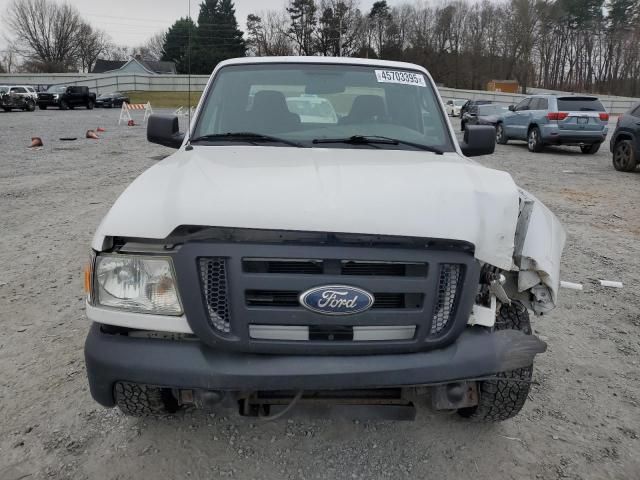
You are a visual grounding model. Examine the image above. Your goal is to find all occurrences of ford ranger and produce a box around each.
[84,57,565,422]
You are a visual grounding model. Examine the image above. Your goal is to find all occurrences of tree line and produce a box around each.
[242,0,640,97]
[3,0,640,98]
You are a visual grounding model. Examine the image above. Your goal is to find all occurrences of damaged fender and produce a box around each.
[511,189,566,314]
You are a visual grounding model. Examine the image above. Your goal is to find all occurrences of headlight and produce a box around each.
[95,254,183,315]
[53,94,59,99]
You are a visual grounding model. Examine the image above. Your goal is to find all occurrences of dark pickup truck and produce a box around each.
[38,85,96,110]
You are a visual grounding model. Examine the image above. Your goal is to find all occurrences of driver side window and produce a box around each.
[515,98,531,111]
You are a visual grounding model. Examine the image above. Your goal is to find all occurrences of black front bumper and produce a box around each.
[37,99,60,107]
[85,323,546,407]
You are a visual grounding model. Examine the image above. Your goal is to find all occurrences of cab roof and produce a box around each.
[216,56,432,74]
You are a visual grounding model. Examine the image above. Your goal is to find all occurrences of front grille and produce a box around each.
[198,258,231,333]
[246,291,421,309]
[431,264,463,335]
[184,239,478,354]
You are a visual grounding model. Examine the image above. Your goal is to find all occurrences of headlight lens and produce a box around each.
[95,255,183,315]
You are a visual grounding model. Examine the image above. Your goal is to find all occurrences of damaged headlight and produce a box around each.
[95,254,183,315]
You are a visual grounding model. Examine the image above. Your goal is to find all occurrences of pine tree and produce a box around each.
[194,0,245,74]
[161,17,197,74]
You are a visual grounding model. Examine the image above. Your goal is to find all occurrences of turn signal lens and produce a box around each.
[84,264,91,294]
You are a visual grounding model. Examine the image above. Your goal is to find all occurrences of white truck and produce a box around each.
[84,57,565,422]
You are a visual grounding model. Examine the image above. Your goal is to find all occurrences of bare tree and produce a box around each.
[0,49,17,73]
[5,0,83,71]
[139,31,167,61]
[77,22,110,72]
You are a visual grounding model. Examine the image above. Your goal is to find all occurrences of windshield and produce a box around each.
[453,99,466,106]
[46,86,67,93]
[193,63,454,151]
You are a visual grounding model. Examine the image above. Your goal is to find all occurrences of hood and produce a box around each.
[92,146,520,269]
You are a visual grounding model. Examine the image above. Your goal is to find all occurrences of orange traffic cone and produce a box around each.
[29,137,43,148]
[86,130,99,139]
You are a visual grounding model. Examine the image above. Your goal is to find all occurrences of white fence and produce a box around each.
[0,73,211,94]
[1,72,638,114]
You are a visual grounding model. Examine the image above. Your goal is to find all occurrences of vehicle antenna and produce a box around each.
[185,0,194,151]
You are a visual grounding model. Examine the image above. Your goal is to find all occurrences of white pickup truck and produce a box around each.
[84,57,565,422]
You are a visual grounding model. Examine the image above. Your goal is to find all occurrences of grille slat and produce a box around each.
[243,258,428,277]
[245,291,417,310]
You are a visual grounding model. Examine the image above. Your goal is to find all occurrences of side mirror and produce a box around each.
[147,114,185,149]
[460,125,496,157]
[508,105,515,111]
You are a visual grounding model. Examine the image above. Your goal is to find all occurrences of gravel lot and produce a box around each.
[1,108,639,480]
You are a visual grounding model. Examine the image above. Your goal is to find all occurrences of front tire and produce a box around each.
[25,100,36,112]
[87,100,94,110]
[461,121,466,132]
[580,143,600,154]
[114,382,178,417]
[457,304,533,422]
[59,100,69,110]
[527,126,544,152]
[496,123,508,144]
[612,140,637,172]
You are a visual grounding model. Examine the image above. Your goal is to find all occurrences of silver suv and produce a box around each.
[496,95,609,154]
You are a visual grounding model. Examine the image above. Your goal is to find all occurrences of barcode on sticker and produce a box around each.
[375,70,426,87]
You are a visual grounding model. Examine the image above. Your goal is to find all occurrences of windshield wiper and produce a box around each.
[312,135,443,154]
[190,132,306,148]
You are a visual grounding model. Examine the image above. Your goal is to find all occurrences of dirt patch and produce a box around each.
[0,110,638,479]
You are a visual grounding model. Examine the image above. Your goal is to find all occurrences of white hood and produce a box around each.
[92,146,520,269]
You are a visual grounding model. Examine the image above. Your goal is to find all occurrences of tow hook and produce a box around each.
[431,382,479,410]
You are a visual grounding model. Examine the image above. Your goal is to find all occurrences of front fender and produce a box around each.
[509,189,566,314]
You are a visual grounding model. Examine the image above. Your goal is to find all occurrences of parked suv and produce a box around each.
[38,85,96,110]
[0,85,36,112]
[609,103,640,172]
[84,57,564,423]
[496,95,608,153]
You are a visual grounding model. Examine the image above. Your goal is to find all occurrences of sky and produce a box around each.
[0,0,408,51]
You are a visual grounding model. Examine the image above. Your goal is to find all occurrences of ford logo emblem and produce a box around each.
[299,285,375,316]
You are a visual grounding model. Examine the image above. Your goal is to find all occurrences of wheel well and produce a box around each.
[528,123,539,134]
[614,133,633,147]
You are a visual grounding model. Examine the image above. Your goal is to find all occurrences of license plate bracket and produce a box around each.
[578,116,589,125]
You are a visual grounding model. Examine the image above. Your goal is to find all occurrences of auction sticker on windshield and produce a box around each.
[375,70,426,87]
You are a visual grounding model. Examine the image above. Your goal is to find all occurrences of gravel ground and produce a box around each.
[0,108,639,480]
